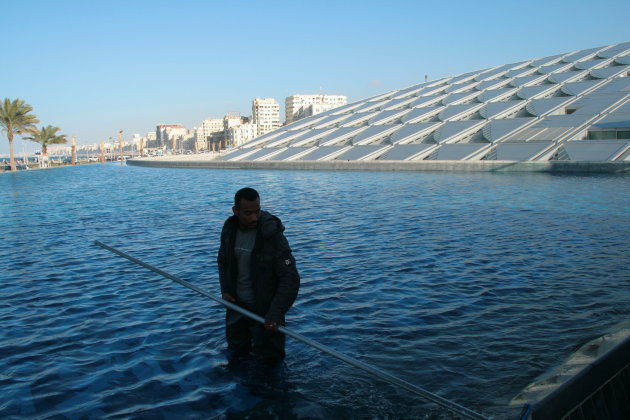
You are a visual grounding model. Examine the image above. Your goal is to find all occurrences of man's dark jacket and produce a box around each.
[217,210,300,324]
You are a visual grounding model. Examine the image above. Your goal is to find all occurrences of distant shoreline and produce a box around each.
[127,155,630,174]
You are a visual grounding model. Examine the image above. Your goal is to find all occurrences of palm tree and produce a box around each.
[0,98,40,172]
[26,125,68,166]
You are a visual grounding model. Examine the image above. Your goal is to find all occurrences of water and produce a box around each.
[1,163,629,419]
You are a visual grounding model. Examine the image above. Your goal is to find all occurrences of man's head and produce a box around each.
[233,187,260,231]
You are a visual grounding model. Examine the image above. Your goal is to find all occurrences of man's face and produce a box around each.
[233,198,260,231]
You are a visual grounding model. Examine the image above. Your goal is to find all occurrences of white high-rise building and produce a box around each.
[252,98,280,137]
[285,94,347,124]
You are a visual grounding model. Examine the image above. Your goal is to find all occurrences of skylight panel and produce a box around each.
[562,47,600,63]
[529,55,563,67]
[567,93,628,115]
[517,85,558,99]
[509,74,548,87]
[319,127,367,146]
[352,125,399,145]
[483,118,536,142]
[380,97,417,110]
[438,104,482,121]
[537,63,572,74]
[433,121,484,143]
[479,101,525,119]
[561,80,604,96]
[339,112,379,127]
[240,148,285,161]
[264,130,309,148]
[312,114,354,129]
[573,59,609,70]
[335,145,389,161]
[268,147,313,161]
[218,148,258,161]
[298,146,349,161]
[441,92,479,105]
[547,71,586,84]
[369,109,409,125]
[494,142,553,160]
[563,140,630,161]
[389,123,440,144]
[526,97,575,117]
[401,107,443,123]
[289,128,335,147]
[478,88,518,102]
[597,42,630,58]
[590,65,630,79]
[433,143,488,160]
[409,95,444,108]
[376,144,435,160]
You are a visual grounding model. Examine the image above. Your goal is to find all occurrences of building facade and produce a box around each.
[195,118,224,151]
[156,124,187,149]
[252,98,280,137]
[285,94,347,124]
[227,122,257,147]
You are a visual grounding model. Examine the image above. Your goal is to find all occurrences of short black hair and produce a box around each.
[234,187,259,207]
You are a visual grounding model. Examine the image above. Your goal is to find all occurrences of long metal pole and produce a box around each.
[94,240,488,420]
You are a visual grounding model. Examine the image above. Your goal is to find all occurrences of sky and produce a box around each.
[2,0,629,154]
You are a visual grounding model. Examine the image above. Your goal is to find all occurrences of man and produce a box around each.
[217,187,300,362]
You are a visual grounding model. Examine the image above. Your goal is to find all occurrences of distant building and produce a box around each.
[285,94,347,124]
[156,124,187,150]
[222,113,255,148]
[145,131,157,148]
[227,122,257,147]
[195,118,224,151]
[252,98,280,137]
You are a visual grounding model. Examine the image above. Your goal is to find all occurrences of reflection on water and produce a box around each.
[1,163,629,419]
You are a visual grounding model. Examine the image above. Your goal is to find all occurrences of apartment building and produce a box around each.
[195,118,224,151]
[285,94,347,124]
[252,98,280,137]
[227,122,257,147]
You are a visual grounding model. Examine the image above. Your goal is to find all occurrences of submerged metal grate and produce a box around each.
[564,363,630,419]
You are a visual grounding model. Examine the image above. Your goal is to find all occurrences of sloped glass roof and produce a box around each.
[401,107,443,123]
[494,142,553,160]
[480,101,524,119]
[352,125,399,145]
[221,42,630,163]
[319,127,366,146]
[299,146,348,161]
[289,128,335,147]
[243,147,284,161]
[526,97,575,116]
[335,145,389,161]
[563,140,630,161]
[377,144,435,160]
[483,118,536,142]
[269,147,313,161]
[432,144,488,160]
[389,123,440,144]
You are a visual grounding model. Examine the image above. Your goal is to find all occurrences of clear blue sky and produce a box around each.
[2,0,629,154]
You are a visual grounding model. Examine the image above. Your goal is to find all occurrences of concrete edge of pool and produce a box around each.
[126,157,630,174]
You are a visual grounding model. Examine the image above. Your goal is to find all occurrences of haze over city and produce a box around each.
[2,0,629,155]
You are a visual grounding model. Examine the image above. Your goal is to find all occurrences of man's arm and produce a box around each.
[265,233,300,324]
[216,224,234,301]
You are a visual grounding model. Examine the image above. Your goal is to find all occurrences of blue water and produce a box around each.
[1,163,629,419]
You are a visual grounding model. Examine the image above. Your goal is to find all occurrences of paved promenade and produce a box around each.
[127,154,630,173]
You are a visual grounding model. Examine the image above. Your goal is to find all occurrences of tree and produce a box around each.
[26,125,68,166]
[0,98,40,172]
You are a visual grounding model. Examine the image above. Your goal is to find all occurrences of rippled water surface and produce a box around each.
[1,163,629,419]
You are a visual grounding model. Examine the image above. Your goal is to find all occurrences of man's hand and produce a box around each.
[222,293,236,302]
[264,319,279,331]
